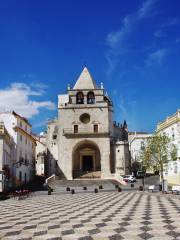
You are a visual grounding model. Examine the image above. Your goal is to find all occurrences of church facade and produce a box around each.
[53,67,130,180]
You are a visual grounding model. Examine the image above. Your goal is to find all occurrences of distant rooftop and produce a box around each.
[0,110,31,127]
[157,109,180,131]
[128,131,150,135]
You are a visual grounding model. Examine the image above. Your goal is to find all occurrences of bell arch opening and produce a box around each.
[72,140,101,178]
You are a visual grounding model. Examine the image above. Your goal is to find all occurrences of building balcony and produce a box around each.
[63,128,109,137]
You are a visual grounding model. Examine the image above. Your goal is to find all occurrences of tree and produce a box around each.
[131,161,141,176]
[170,144,178,161]
[140,133,177,190]
[139,144,152,173]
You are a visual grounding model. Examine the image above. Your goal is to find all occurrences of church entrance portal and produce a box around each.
[82,155,93,171]
[72,141,101,178]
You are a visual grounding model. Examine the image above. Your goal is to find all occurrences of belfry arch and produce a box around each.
[72,140,101,178]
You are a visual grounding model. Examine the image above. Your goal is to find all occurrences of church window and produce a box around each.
[80,113,90,124]
[93,124,98,133]
[74,125,78,133]
[87,91,95,104]
[76,92,84,104]
[53,134,57,140]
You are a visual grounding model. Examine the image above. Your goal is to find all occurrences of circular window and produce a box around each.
[80,113,90,124]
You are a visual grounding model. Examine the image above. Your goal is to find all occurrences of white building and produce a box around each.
[157,109,180,160]
[52,67,130,180]
[0,111,36,186]
[35,136,46,176]
[0,122,15,192]
[157,109,180,185]
[46,119,59,177]
[129,132,152,163]
[163,160,180,185]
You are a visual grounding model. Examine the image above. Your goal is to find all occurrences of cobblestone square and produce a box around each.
[0,190,180,240]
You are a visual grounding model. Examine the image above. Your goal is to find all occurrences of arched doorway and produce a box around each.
[72,140,101,178]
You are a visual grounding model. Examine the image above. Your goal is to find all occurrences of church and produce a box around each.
[49,67,130,180]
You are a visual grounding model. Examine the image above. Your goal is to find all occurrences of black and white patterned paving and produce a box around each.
[0,191,180,240]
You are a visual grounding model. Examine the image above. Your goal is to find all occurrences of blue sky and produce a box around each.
[0,0,180,133]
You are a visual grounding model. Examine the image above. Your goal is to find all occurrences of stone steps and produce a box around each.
[49,179,118,194]
[50,179,115,187]
[78,171,101,179]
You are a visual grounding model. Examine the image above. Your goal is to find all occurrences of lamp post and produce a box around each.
[142,166,146,191]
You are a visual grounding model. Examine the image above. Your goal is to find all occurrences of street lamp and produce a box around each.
[142,166,146,191]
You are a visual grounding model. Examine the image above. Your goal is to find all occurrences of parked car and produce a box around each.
[123,175,136,183]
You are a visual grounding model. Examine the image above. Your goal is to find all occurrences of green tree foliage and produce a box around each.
[170,144,178,161]
[131,161,141,173]
[140,133,177,182]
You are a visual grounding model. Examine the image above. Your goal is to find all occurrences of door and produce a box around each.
[82,156,93,171]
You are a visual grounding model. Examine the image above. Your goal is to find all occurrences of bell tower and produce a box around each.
[57,67,114,179]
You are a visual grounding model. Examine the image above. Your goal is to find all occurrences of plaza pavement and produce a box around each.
[0,187,180,240]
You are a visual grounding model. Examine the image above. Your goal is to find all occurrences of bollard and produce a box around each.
[83,186,87,190]
[131,184,134,188]
[94,188,98,193]
[139,186,143,191]
[99,185,103,189]
[71,189,75,194]
[66,187,70,191]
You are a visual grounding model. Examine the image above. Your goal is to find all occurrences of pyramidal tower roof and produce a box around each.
[73,67,97,90]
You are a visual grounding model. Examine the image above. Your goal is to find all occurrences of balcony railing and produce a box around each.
[63,128,109,136]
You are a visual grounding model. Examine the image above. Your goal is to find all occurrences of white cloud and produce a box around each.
[33,119,49,128]
[175,38,180,43]
[106,14,135,51]
[146,48,168,66]
[118,96,128,119]
[0,82,55,118]
[30,82,48,90]
[154,30,166,38]
[106,0,157,74]
[162,18,179,27]
[138,0,157,18]
[115,95,138,130]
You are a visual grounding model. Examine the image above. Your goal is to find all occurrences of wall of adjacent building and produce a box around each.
[0,138,4,192]
[35,139,46,176]
[159,122,180,160]
[0,112,35,187]
[46,120,58,176]
[163,160,180,185]
[0,113,17,141]
[157,110,180,161]
[0,125,15,192]
[115,141,130,176]
[129,133,152,163]
[157,110,180,186]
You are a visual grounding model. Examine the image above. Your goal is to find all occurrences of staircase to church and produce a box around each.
[49,179,118,195]
[77,171,101,179]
